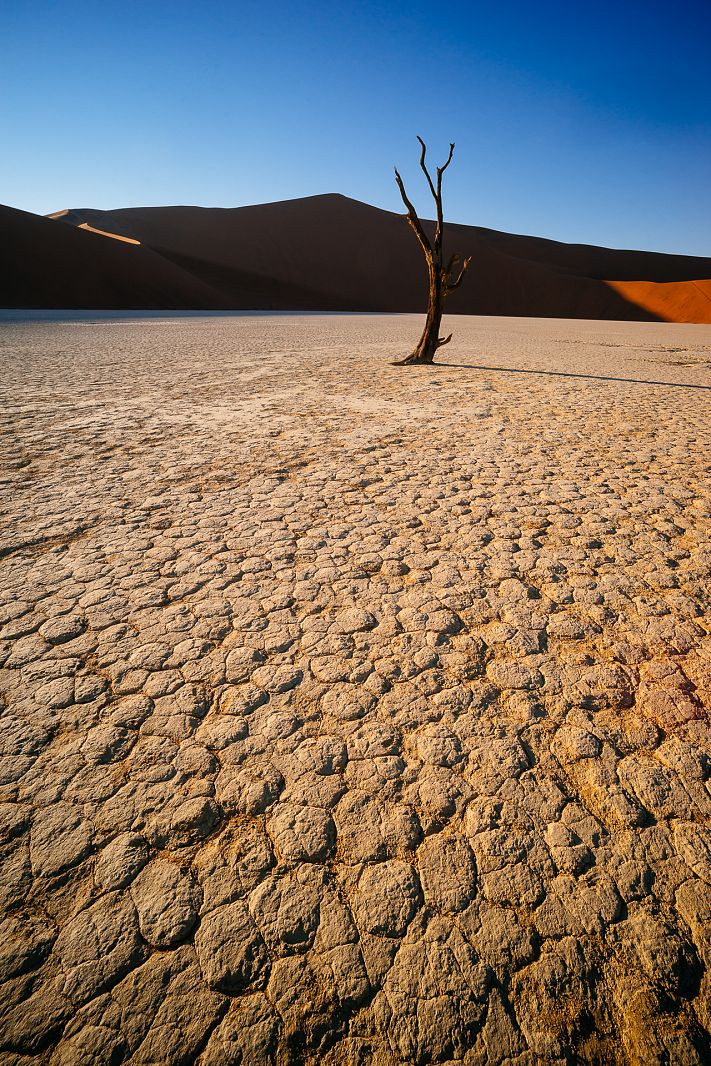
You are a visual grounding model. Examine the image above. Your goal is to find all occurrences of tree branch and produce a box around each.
[416,136,438,205]
[394,166,432,257]
[438,142,455,181]
[443,253,460,277]
[446,255,471,292]
[436,333,453,348]
[433,142,454,255]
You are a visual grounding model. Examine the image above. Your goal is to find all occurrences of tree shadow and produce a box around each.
[438,362,711,390]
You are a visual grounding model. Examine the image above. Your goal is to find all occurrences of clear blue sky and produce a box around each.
[3,0,710,254]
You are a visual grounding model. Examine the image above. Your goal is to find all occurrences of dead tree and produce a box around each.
[393,136,471,365]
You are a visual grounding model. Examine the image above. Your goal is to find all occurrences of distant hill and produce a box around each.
[2,195,710,321]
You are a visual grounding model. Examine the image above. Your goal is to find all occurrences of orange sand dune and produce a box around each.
[2,195,710,320]
[607,278,711,323]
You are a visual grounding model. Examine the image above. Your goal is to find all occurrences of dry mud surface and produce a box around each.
[0,312,710,1065]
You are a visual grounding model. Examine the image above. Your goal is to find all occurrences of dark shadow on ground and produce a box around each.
[438,363,711,390]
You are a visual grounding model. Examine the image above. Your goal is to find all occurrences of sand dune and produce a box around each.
[2,195,710,320]
[608,277,711,323]
[0,205,224,310]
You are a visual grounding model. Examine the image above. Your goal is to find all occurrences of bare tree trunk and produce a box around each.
[396,262,446,365]
[393,137,470,366]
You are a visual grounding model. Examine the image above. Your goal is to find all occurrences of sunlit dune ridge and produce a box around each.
[77,222,140,245]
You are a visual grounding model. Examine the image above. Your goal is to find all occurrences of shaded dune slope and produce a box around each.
[3,195,710,320]
[0,205,225,310]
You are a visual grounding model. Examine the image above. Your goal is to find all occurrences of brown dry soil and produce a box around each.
[0,313,710,1065]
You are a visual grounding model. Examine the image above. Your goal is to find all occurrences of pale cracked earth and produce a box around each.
[0,312,710,1066]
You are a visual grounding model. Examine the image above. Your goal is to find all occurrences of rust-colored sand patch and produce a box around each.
[608,278,711,323]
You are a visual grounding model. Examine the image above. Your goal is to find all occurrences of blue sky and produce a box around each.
[3,0,710,254]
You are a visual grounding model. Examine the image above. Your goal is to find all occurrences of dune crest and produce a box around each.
[77,222,141,245]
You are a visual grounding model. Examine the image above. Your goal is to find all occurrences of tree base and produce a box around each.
[392,352,435,366]
[393,331,452,367]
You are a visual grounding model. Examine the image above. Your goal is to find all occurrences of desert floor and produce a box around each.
[0,312,710,1065]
